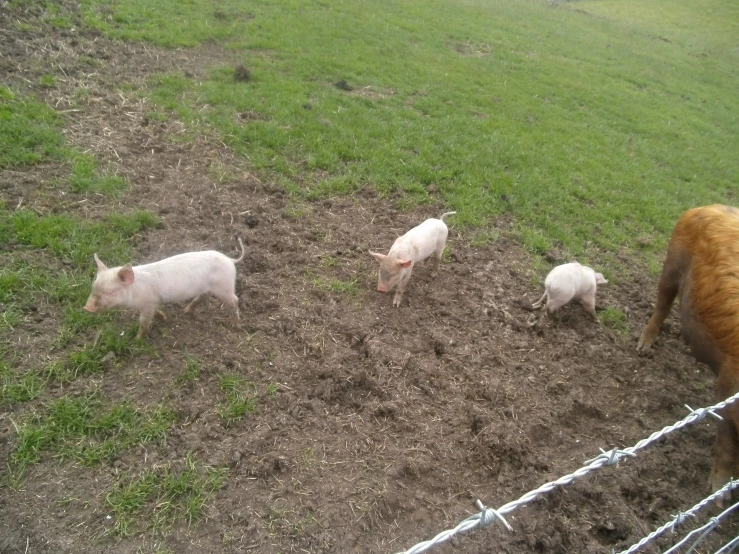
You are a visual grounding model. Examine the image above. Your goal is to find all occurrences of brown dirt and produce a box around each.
[1,4,737,554]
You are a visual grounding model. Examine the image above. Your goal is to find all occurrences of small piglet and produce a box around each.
[532,261,607,317]
[84,239,245,339]
[370,211,456,307]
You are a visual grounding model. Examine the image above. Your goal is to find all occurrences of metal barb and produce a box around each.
[669,511,686,533]
[685,403,723,421]
[475,500,512,532]
[585,447,634,467]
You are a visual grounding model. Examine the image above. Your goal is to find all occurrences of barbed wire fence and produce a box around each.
[393,390,739,554]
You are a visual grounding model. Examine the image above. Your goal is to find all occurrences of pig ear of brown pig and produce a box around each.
[397,259,412,268]
[93,253,108,272]
[369,251,386,263]
[117,265,135,286]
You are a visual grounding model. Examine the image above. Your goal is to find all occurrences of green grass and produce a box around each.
[0,361,45,406]
[7,0,75,29]
[103,453,229,536]
[599,306,631,335]
[175,355,201,387]
[65,324,154,376]
[0,86,159,406]
[1,87,128,195]
[310,275,359,297]
[76,0,738,264]
[39,74,57,88]
[0,207,160,341]
[67,153,128,195]
[6,208,157,267]
[0,86,64,166]
[216,374,257,425]
[9,390,175,476]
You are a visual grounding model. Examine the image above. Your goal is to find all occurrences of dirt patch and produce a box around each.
[1,5,737,554]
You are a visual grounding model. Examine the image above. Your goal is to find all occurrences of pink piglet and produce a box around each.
[532,261,608,317]
[84,238,245,338]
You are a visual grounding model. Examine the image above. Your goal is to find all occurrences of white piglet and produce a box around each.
[370,211,456,307]
[532,261,608,317]
[84,239,245,339]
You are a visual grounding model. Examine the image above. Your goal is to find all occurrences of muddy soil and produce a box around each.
[1,4,736,554]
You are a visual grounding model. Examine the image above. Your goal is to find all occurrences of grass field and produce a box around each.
[74,0,739,262]
[2,0,738,543]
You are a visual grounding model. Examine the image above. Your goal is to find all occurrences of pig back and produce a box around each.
[390,218,448,261]
[545,263,594,300]
[135,250,237,303]
[678,205,739,361]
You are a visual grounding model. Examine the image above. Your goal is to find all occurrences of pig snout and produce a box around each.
[377,283,388,293]
[83,300,97,313]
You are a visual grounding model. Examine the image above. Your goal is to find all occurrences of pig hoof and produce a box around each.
[636,340,653,354]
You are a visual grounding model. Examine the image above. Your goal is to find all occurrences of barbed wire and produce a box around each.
[616,479,739,554]
[393,389,739,554]
[661,499,739,554]
[713,534,739,554]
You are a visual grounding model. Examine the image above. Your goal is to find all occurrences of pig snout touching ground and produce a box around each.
[369,211,456,307]
[84,238,246,339]
[531,262,608,317]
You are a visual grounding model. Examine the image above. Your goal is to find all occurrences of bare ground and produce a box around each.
[1,4,737,554]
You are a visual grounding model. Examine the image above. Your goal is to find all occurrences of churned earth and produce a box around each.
[1,4,736,553]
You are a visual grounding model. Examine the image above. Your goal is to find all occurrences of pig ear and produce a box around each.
[397,259,412,269]
[93,253,108,272]
[369,250,386,263]
[117,265,135,286]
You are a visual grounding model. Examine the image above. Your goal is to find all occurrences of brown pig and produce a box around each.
[369,211,455,307]
[84,238,245,339]
[637,204,739,497]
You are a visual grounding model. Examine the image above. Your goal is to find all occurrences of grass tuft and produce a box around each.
[0,362,45,407]
[104,453,229,536]
[0,86,63,167]
[175,355,201,387]
[216,374,257,425]
[599,307,631,335]
[310,275,359,297]
[10,390,175,475]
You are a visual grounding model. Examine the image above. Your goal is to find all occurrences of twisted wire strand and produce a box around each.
[615,479,739,554]
[393,390,739,554]
[661,500,739,554]
[712,534,739,554]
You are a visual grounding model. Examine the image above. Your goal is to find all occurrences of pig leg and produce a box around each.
[393,269,413,308]
[580,289,598,318]
[135,306,158,340]
[430,248,444,276]
[532,292,547,310]
[225,294,240,322]
[184,295,205,315]
[211,290,240,322]
[712,362,739,502]
[637,248,686,351]
[711,417,738,503]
